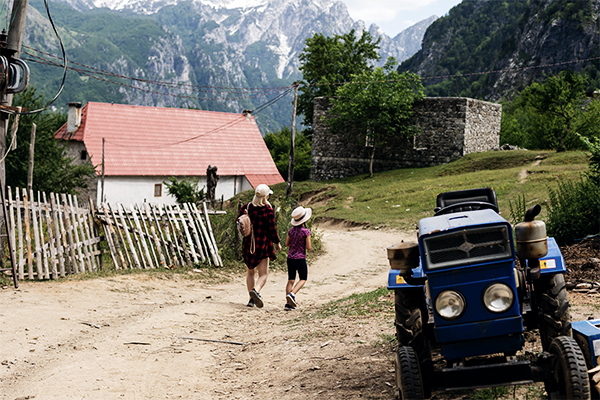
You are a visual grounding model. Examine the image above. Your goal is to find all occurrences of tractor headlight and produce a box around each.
[483,283,514,313]
[435,290,465,320]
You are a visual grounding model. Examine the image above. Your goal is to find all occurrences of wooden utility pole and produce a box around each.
[101,137,105,203]
[0,0,31,184]
[286,83,299,198]
[27,123,35,192]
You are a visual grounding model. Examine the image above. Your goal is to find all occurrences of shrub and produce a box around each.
[546,178,600,244]
[164,177,205,205]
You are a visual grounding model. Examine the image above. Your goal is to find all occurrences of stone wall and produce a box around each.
[311,97,502,181]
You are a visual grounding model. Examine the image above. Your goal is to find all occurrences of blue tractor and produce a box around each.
[387,187,591,399]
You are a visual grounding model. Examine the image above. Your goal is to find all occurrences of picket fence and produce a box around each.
[96,201,223,270]
[5,187,101,280]
[4,187,223,281]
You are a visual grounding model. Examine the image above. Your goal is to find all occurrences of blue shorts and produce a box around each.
[287,258,308,281]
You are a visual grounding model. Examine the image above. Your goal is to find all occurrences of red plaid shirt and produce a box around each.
[238,203,280,269]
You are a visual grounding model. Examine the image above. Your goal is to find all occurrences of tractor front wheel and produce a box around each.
[395,346,425,400]
[544,336,590,400]
[534,273,572,351]
[394,289,430,361]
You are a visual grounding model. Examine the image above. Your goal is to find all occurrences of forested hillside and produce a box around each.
[399,0,600,101]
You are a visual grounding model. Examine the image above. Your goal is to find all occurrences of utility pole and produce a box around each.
[0,0,31,184]
[27,123,35,192]
[286,82,299,198]
[101,137,105,203]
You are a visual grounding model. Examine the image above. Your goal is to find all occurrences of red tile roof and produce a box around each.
[55,102,284,186]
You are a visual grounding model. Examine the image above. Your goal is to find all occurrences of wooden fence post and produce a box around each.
[57,193,75,274]
[42,193,58,278]
[152,204,173,267]
[144,203,166,268]
[191,203,218,266]
[202,202,222,267]
[167,205,191,266]
[101,203,122,270]
[183,203,206,263]
[107,203,131,268]
[7,187,18,279]
[50,193,66,277]
[175,205,198,264]
[130,204,154,269]
[15,188,24,280]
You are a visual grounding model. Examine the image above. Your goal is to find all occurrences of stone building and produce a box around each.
[311,97,502,181]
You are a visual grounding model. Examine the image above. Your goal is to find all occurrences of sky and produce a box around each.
[344,0,463,37]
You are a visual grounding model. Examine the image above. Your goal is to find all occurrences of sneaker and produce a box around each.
[249,288,264,308]
[247,298,255,307]
[286,292,297,308]
[284,303,295,311]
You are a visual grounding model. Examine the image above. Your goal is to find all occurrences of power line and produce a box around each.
[101,86,294,149]
[23,45,290,94]
[22,41,600,104]
[23,52,290,101]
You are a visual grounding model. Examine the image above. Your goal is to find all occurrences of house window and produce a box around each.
[80,150,87,160]
[154,183,162,197]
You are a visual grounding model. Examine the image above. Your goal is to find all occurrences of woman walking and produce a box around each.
[238,184,281,308]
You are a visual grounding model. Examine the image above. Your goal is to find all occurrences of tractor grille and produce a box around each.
[423,225,512,270]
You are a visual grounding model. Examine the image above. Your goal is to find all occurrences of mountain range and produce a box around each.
[21,0,436,133]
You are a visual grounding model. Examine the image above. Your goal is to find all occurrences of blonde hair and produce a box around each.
[252,193,269,207]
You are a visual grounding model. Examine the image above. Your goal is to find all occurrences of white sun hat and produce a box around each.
[290,206,312,226]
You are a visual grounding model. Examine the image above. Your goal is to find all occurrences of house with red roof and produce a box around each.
[55,102,284,206]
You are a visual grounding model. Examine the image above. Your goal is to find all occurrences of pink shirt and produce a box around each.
[287,226,311,259]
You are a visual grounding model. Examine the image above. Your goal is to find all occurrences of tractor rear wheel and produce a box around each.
[544,336,590,400]
[534,273,572,351]
[395,346,425,400]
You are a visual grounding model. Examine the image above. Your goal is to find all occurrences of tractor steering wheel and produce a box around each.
[434,201,499,216]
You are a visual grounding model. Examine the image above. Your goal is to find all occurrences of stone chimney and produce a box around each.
[67,102,82,134]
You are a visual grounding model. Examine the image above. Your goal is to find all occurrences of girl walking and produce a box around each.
[284,206,312,310]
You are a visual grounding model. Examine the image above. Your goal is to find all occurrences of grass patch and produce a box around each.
[257,150,589,231]
[302,287,394,321]
[437,150,544,176]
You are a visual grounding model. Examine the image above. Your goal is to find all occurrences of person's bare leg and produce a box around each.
[246,268,255,293]
[291,279,306,294]
[286,280,294,295]
[254,258,269,292]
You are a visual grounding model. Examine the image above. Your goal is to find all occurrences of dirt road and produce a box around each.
[1,226,415,400]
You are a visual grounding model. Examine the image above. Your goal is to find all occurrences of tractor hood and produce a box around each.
[419,209,509,237]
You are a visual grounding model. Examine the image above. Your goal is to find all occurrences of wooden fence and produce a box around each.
[5,187,102,280]
[96,201,223,270]
[3,187,223,281]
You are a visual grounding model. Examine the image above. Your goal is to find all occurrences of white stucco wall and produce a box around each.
[96,175,253,206]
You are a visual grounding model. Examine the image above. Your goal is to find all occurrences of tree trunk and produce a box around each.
[369,146,375,177]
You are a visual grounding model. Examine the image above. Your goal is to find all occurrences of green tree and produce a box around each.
[263,127,311,181]
[6,88,96,194]
[298,29,381,134]
[501,70,594,152]
[163,177,205,205]
[327,58,425,177]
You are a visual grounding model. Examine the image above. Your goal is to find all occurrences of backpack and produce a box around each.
[236,204,255,253]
